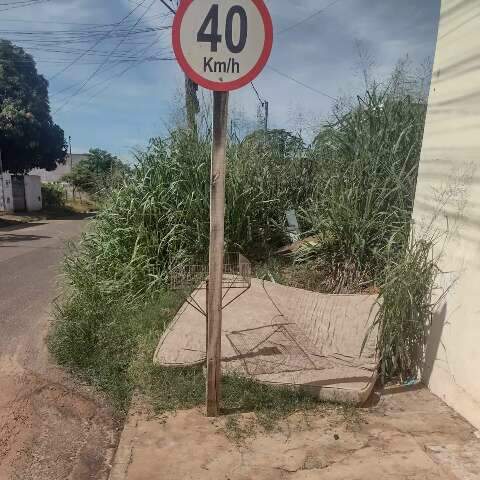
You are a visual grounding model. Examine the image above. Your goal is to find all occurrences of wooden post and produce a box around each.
[205,279,209,359]
[206,90,229,417]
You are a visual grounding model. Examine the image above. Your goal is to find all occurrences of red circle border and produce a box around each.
[172,0,273,92]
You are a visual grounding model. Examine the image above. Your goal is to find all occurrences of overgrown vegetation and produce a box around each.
[50,61,439,414]
[365,235,440,382]
[42,183,66,209]
[62,129,308,306]
[50,290,319,419]
[297,85,426,293]
[62,148,130,198]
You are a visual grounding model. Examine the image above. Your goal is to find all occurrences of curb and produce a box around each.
[108,410,138,480]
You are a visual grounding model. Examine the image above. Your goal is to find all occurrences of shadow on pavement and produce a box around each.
[0,233,51,244]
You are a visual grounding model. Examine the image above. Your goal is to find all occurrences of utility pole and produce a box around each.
[206,91,229,417]
[69,136,72,170]
[185,76,199,135]
[156,2,200,135]
[264,100,269,134]
[0,148,5,212]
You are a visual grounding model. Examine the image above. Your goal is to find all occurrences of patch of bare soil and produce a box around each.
[0,369,118,480]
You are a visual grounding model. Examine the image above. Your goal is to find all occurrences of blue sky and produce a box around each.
[0,0,441,161]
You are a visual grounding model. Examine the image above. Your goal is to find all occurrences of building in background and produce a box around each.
[30,153,89,183]
[413,0,480,430]
[0,174,42,213]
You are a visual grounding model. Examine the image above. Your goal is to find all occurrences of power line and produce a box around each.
[0,12,170,26]
[0,56,172,66]
[48,0,149,82]
[278,0,344,35]
[267,65,337,101]
[62,38,167,100]
[0,25,170,64]
[0,0,42,5]
[54,0,156,114]
[0,0,50,13]
[158,0,175,15]
[74,39,163,109]
[0,25,169,37]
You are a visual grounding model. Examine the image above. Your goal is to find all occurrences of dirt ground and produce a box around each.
[0,219,117,480]
[0,367,117,480]
[110,386,480,480]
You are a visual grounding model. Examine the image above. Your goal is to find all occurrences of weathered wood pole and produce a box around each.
[206,90,229,417]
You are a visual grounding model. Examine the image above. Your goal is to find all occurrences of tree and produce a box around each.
[242,129,305,158]
[0,39,66,173]
[63,148,130,196]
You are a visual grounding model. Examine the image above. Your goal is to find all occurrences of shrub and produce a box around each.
[42,182,66,209]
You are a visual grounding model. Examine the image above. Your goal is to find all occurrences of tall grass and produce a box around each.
[52,127,318,411]
[64,129,310,306]
[296,84,427,292]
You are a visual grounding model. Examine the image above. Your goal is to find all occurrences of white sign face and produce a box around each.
[173,0,273,91]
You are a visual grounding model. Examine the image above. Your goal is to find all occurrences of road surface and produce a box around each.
[0,218,116,480]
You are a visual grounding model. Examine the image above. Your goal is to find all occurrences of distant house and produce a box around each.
[30,153,89,183]
[0,173,42,212]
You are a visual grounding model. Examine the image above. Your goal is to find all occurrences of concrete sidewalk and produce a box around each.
[109,386,480,480]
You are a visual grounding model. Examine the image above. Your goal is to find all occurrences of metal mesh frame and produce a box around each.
[170,253,251,291]
[226,324,319,376]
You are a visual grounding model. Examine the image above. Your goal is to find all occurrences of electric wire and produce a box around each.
[54,0,157,114]
[48,0,149,82]
[266,65,337,101]
[277,0,345,35]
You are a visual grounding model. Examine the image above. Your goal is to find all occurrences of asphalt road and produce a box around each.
[0,218,115,480]
[0,219,85,365]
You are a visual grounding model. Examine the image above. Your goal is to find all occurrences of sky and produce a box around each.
[0,0,441,161]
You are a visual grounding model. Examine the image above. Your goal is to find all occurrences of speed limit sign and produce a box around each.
[173,0,273,91]
[172,0,273,418]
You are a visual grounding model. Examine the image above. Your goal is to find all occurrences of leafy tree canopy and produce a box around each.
[0,39,66,173]
[63,148,130,196]
[242,129,305,158]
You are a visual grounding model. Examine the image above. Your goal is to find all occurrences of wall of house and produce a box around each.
[0,174,14,213]
[413,0,480,429]
[24,175,42,212]
[0,174,43,212]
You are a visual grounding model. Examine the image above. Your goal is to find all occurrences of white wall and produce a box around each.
[24,175,42,212]
[413,0,480,429]
[0,174,14,213]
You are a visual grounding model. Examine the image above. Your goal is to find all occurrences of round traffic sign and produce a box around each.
[172,0,273,91]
